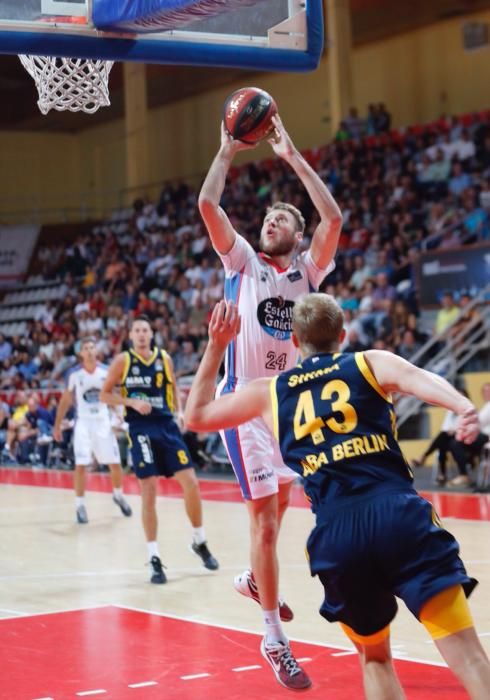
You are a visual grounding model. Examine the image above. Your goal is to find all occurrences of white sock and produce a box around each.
[263,609,287,646]
[147,541,160,560]
[113,487,123,499]
[192,526,206,545]
[75,497,85,508]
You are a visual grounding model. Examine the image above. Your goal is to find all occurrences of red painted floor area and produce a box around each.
[1,467,490,520]
[0,607,465,700]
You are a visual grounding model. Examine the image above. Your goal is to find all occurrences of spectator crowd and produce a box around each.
[0,105,489,473]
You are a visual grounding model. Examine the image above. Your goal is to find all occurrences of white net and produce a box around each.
[18,55,114,115]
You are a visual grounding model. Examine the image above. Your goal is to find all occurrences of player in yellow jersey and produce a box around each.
[185,297,490,699]
[101,315,218,584]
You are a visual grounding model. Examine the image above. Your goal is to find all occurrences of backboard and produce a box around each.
[0,0,323,72]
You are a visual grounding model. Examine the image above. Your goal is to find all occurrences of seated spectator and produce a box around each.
[349,254,372,290]
[396,329,422,360]
[0,399,11,451]
[453,129,476,162]
[206,271,224,305]
[17,395,54,465]
[449,293,485,347]
[74,292,90,318]
[438,226,462,250]
[173,341,199,379]
[420,149,451,192]
[16,352,39,383]
[34,300,56,330]
[372,249,395,280]
[0,334,12,363]
[435,291,460,335]
[461,190,490,241]
[337,284,359,312]
[342,327,367,353]
[448,161,473,196]
[411,409,458,485]
[2,390,29,460]
[361,272,396,338]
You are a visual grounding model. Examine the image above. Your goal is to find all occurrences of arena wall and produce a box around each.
[0,10,489,219]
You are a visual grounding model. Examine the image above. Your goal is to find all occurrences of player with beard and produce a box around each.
[197,114,342,689]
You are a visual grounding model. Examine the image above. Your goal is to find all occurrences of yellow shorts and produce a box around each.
[419,585,474,640]
[340,622,390,646]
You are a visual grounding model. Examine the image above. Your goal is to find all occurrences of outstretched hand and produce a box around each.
[208,300,241,349]
[220,122,257,155]
[268,114,297,161]
[456,405,480,444]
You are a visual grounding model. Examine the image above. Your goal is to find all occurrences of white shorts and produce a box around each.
[218,380,296,500]
[74,419,121,467]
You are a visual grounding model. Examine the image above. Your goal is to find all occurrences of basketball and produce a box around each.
[223,87,278,144]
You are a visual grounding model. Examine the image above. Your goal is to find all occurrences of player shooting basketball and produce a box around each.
[198,110,342,689]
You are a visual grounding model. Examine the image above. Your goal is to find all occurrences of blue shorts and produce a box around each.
[129,420,193,479]
[307,489,477,636]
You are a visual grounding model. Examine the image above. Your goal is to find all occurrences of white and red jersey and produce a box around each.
[67,363,112,422]
[218,234,334,383]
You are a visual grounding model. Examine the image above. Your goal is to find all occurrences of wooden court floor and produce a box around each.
[1,468,490,699]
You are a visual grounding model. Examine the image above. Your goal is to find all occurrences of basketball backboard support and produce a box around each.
[0,0,323,72]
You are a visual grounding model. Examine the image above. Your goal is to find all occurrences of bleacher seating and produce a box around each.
[0,106,489,478]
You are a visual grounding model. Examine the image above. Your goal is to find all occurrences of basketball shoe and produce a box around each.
[191,541,219,570]
[234,569,294,622]
[260,638,312,691]
[113,494,132,517]
[76,504,88,524]
[149,555,167,584]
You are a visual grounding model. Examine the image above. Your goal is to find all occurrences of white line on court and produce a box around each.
[0,563,243,582]
[128,681,158,688]
[0,603,112,621]
[232,665,262,672]
[115,604,449,668]
[0,607,28,616]
[181,673,211,681]
[76,691,107,697]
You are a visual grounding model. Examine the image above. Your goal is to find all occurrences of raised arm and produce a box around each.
[185,301,271,432]
[269,115,342,269]
[53,388,73,443]
[198,123,255,255]
[100,353,152,415]
[365,350,480,443]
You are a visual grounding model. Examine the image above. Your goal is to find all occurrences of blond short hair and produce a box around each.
[80,336,96,348]
[267,202,305,233]
[293,294,344,354]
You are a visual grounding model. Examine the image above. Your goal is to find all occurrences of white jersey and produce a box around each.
[67,363,112,422]
[219,234,334,382]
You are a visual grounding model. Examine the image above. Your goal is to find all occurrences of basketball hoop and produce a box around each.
[19,55,114,115]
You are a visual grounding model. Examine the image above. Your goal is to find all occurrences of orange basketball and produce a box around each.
[223,87,278,144]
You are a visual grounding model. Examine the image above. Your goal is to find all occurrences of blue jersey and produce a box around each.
[271,351,412,515]
[121,348,175,425]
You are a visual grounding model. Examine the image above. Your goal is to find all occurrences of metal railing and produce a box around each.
[396,285,490,429]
